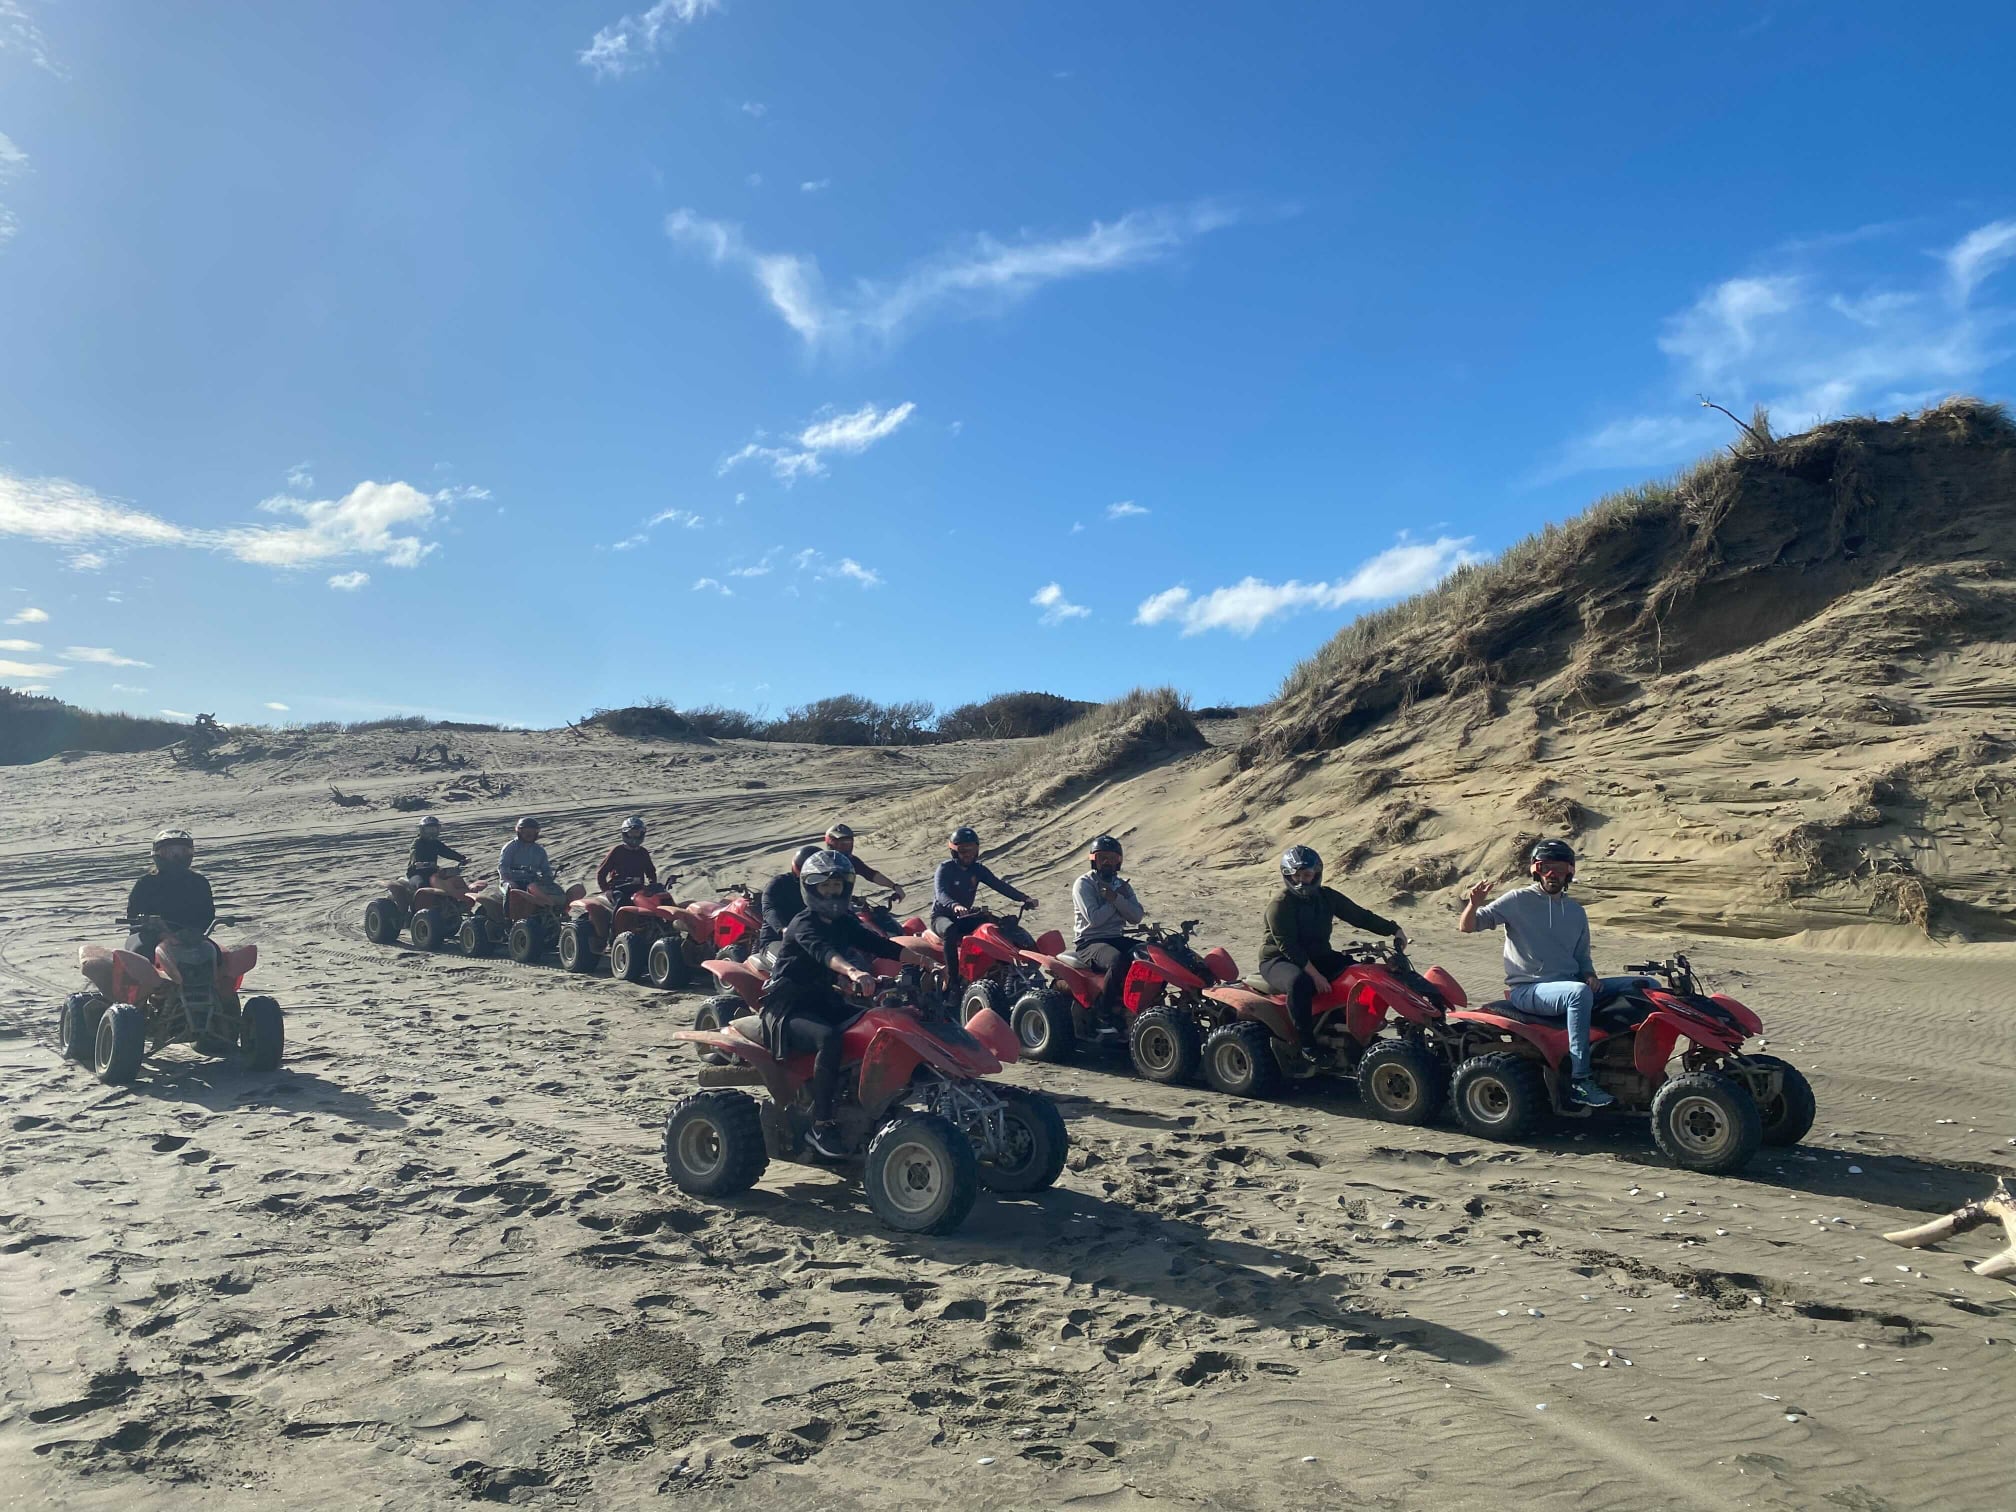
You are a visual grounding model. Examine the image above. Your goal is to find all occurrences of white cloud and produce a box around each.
[1946,219,2016,303]
[160,709,192,719]
[0,657,62,678]
[666,201,1238,350]
[613,507,706,549]
[66,551,106,571]
[62,645,150,668]
[580,0,719,79]
[286,461,314,489]
[13,683,48,693]
[693,576,733,595]
[0,470,473,574]
[800,178,830,194]
[1136,535,1479,637]
[1069,521,1085,535]
[265,701,290,712]
[740,100,766,117]
[729,548,780,578]
[327,570,370,591]
[745,172,763,189]
[0,637,39,651]
[1031,582,1090,625]
[7,606,49,624]
[1106,500,1149,520]
[1548,217,2016,479]
[0,2,57,74]
[110,682,147,692]
[788,548,882,589]
[720,400,916,483]
[0,129,24,248]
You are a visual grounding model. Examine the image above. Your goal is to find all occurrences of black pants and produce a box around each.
[1261,947,1350,1047]
[768,983,848,1124]
[932,911,1033,986]
[1077,938,1144,1015]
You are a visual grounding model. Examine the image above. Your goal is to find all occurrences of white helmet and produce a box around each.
[152,828,195,869]
[798,848,857,919]
[620,815,646,845]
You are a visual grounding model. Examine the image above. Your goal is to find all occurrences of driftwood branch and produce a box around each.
[1883,1177,2016,1279]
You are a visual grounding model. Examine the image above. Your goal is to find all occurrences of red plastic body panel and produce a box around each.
[1423,965,1467,1008]
[1711,993,1762,1037]
[1202,946,1238,984]
[1032,928,1065,957]
[1202,984,1296,1043]
[698,957,769,1010]
[1144,945,1205,992]
[1021,950,1096,1005]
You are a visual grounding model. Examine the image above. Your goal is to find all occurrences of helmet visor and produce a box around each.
[1286,866,1319,888]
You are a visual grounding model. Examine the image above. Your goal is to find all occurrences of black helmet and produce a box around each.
[791,843,822,874]
[1089,834,1122,857]
[1280,844,1322,898]
[824,821,855,843]
[515,816,541,838]
[1530,839,1577,867]
[948,826,980,850]
[799,848,857,918]
[419,815,441,832]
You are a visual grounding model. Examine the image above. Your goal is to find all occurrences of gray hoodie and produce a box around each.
[1072,872,1143,945]
[1473,884,1594,986]
[498,838,556,891]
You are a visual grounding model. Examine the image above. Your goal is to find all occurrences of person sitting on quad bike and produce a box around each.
[1460,839,1629,1110]
[932,826,1037,986]
[595,815,660,907]
[1071,835,1146,1026]
[407,816,467,889]
[756,844,824,968]
[126,829,216,956]
[497,816,567,904]
[1260,845,1408,1070]
[767,849,940,1159]
[821,822,905,907]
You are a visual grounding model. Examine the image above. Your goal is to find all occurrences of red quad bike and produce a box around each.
[1197,940,1470,1116]
[665,980,1068,1235]
[687,897,919,1043]
[557,878,683,980]
[462,881,589,963]
[362,871,484,953]
[642,884,763,991]
[60,915,284,1086]
[1010,920,1240,1085]
[904,903,1062,1025]
[1443,953,1816,1175]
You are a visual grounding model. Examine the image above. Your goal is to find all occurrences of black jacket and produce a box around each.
[769,908,887,994]
[759,871,804,946]
[407,834,467,872]
[127,869,217,933]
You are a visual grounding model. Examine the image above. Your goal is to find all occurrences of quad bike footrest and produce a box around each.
[697,1066,764,1088]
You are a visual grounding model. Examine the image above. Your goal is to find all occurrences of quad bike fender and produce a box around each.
[964,925,1021,968]
[1342,986,1387,1044]
[1032,927,1065,957]
[1205,985,1296,1044]
[218,943,257,987]
[1121,961,1166,1012]
[698,957,768,1010]
[1451,1009,1574,1070]
[966,1005,1019,1066]
[115,948,165,998]
[1023,951,1094,1004]
[855,1021,1003,1118]
[1145,945,1205,992]
[1633,1003,1741,1079]
[1711,993,1762,1038]
[1202,946,1238,984]
[1422,965,1467,1007]
[671,1028,797,1103]
[78,946,116,996]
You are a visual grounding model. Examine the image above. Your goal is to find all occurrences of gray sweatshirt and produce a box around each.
[498,838,556,890]
[1473,884,1594,986]
[1072,872,1144,945]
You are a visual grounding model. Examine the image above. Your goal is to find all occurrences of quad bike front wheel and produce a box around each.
[1357,1039,1449,1126]
[715,942,751,963]
[977,1085,1069,1194]
[610,931,648,983]
[646,935,688,990]
[691,995,743,1064]
[663,1090,769,1197]
[1451,1053,1547,1141]
[459,916,491,957]
[239,997,284,1072]
[58,992,105,1064]
[863,1113,979,1235]
[93,1002,145,1085]
[1129,1007,1202,1085]
[1651,1072,1762,1174]
[1009,990,1077,1064]
[1744,1054,1816,1147]
[557,917,596,973]
[363,897,405,945]
[960,979,1008,1025]
[1202,1021,1284,1099]
[507,918,545,964]
[410,908,447,952]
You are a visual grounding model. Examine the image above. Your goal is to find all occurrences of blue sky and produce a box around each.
[3,1,2013,728]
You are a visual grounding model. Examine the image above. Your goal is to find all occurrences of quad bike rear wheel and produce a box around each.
[977,1086,1069,1194]
[1650,1072,1761,1174]
[662,1090,769,1197]
[507,918,544,964]
[960,979,1007,1025]
[716,942,750,963]
[93,1002,145,1085]
[558,917,596,973]
[1357,1039,1449,1126]
[692,994,743,1064]
[1744,1054,1816,1147]
[239,996,284,1072]
[459,916,491,957]
[1202,1021,1284,1099]
[363,897,405,945]
[1009,990,1077,1063]
[610,931,648,983]
[58,992,105,1064]
[410,908,447,952]
[1129,1007,1202,1085]
[863,1113,979,1235]
[1451,1053,1547,1141]
[646,935,688,990]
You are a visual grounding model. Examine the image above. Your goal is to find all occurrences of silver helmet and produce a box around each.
[1280,844,1322,899]
[798,847,857,919]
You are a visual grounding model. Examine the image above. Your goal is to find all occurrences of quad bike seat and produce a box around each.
[388,880,418,907]
[729,1015,766,1044]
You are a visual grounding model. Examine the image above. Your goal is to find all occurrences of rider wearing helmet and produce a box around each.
[497,817,563,903]
[595,815,660,906]
[758,843,825,960]
[1259,844,1408,1069]
[407,815,467,889]
[1459,840,1616,1109]
[931,825,1036,987]
[126,828,216,954]
[766,850,938,1159]
[821,822,904,905]
[1071,835,1145,1022]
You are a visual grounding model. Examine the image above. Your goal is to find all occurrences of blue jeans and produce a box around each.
[1508,977,1658,1077]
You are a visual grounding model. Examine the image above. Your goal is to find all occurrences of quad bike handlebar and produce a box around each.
[1619,954,1701,993]
[717,883,757,901]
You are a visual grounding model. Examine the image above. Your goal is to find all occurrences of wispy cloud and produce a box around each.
[580,0,719,79]
[612,506,706,550]
[800,178,831,194]
[1544,217,2016,481]
[264,701,289,712]
[1031,582,1090,625]
[693,576,733,596]
[0,657,61,678]
[788,548,882,589]
[719,400,916,482]
[62,645,150,668]
[327,571,370,591]
[0,470,479,573]
[1106,500,1149,520]
[1136,535,1479,637]
[0,129,25,248]
[110,683,148,692]
[66,551,106,571]
[0,2,58,74]
[0,637,40,650]
[728,548,780,578]
[6,606,48,625]
[740,100,766,118]
[161,709,192,719]
[666,201,1238,350]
